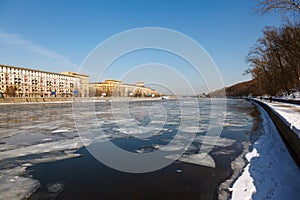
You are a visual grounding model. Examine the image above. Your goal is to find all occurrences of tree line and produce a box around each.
[246,0,300,96]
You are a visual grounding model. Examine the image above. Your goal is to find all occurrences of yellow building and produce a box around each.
[90,80,159,97]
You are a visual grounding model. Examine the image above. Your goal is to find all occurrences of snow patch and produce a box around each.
[230,148,259,200]
[51,129,70,133]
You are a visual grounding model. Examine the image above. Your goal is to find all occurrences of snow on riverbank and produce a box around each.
[231,106,300,200]
[263,101,300,138]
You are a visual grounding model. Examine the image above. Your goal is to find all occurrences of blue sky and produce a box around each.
[0,0,283,94]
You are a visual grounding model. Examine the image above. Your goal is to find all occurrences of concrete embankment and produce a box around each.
[0,97,73,104]
[0,97,164,104]
[249,98,300,167]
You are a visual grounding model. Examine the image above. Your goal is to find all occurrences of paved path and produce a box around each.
[259,99,300,137]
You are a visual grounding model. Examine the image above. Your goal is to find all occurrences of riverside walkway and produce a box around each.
[249,98,300,166]
[231,98,300,200]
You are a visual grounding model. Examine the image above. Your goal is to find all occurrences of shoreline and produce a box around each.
[218,100,261,200]
[249,98,300,166]
[0,97,165,105]
[230,99,300,199]
[0,97,73,105]
[217,142,249,200]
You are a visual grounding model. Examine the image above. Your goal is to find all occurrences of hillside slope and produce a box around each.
[225,79,261,97]
[210,79,261,97]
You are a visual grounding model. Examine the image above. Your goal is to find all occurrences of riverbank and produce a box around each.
[250,98,300,166]
[231,99,300,199]
[0,97,163,105]
[0,97,73,104]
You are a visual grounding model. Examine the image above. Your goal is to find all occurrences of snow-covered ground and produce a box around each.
[274,91,300,100]
[262,100,300,138]
[231,105,300,200]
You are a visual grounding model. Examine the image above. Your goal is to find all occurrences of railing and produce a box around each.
[262,97,300,105]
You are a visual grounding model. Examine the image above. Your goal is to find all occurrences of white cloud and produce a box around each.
[0,29,77,71]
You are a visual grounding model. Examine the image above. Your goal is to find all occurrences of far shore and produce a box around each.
[0,96,167,105]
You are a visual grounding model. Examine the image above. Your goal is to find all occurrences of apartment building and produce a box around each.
[61,71,89,97]
[0,64,88,98]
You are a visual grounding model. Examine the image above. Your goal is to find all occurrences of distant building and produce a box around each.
[60,71,89,97]
[135,81,144,87]
[0,64,89,98]
[90,79,159,97]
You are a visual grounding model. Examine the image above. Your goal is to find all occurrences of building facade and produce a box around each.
[90,80,159,97]
[0,64,88,98]
[61,71,89,97]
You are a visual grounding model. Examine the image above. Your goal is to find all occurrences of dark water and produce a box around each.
[26,99,260,200]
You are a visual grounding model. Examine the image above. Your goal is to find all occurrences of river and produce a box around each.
[0,99,261,200]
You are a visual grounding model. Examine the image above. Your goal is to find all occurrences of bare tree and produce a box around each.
[246,24,300,95]
[256,0,300,16]
[5,85,17,97]
[245,1,300,96]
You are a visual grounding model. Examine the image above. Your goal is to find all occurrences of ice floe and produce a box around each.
[194,135,236,147]
[0,137,91,161]
[178,126,199,133]
[0,167,40,200]
[0,137,88,200]
[51,129,71,133]
[47,181,64,194]
[27,153,81,164]
[166,153,215,168]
